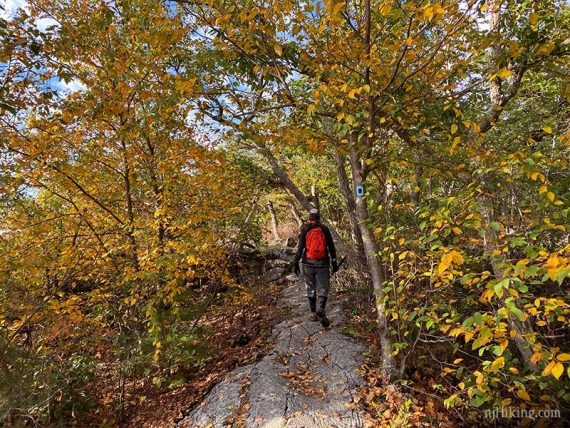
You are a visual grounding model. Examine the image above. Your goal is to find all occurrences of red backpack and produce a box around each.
[306,225,326,259]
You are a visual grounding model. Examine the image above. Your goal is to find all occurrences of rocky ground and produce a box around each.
[177,272,367,428]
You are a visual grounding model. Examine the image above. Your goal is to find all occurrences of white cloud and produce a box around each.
[1,0,29,19]
[56,78,88,93]
[36,17,58,31]
[1,0,59,31]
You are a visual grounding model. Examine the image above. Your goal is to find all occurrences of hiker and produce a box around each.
[293,208,339,327]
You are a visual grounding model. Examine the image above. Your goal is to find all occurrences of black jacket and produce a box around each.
[294,222,337,267]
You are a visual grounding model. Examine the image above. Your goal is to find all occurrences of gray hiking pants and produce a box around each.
[302,265,330,299]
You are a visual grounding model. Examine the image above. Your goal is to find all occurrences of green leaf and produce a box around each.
[469,393,489,407]
[493,279,510,298]
[556,268,570,285]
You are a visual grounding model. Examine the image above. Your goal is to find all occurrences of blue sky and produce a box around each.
[2,0,27,19]
[2,0,88,93]
[1,0,59,31]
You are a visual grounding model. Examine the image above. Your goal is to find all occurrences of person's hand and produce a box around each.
[332,259,339,273]
[293,262,300,276]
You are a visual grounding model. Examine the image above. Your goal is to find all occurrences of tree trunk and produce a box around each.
[120,139,140,270]
[489,1,502,107]
[349,139,396,378]
[266,201,281,240]
[481,202,537,370]
[481,1,537,371]
[333,145,366,263]
[289,199,303,227]
[310,184,320,210]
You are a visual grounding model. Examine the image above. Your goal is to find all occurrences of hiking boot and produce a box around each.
[316,309,331,328]
[308,296,317,313]
[308,312,318,322]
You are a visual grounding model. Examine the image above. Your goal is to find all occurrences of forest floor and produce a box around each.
[176,275,367,427]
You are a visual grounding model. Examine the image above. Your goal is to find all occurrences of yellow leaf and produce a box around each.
[380,3,392,15]
[398,237,405,245]
[274,44,283,56]
[509,41,522,58]
[453,358,463,364]
[423,6,434,21]
[543,127,553,134]
[450,250,464,264]
[557,353,570,362]
[552,362,564,379]
[496,68,513,79]
[531,352,543,365]
[332,2,345,15]
[516,390,530,401]
[539,185,548,194]
[529,12,538,26]
[438,253,453,275]
[540,395,552,401]
[452,227,462,235]
[451,136,461,151]
[547,192,555,202]
[450,124,458,134]
[491,356,505,371]
[545,255,559,268]
[542,360,556,376]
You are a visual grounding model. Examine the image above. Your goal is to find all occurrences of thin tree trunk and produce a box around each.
[143,137,166,248]
[266,201,281,240]
[120,140,140,270]
[481,202,537,370]
[289,199,303,227]
[333,145,365,262]
[349,138,396,378]
[489,1,502,107]
[482,1,537,371]
[310,184,320,210]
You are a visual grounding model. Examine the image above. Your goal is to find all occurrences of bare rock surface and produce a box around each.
[178,274,366,428]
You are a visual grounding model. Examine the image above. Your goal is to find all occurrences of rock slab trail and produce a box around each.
[177,275,367,428]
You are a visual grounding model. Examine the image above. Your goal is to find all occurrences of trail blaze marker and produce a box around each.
[356,185,364,197]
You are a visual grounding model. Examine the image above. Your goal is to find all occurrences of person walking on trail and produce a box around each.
[293,208,339,328]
